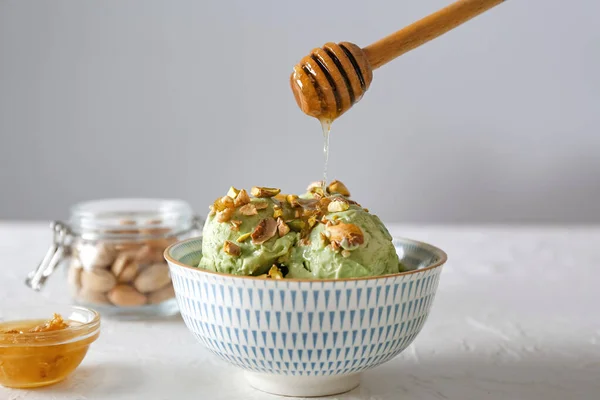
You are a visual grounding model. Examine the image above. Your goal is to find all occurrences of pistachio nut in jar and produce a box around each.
[26,199,201,319]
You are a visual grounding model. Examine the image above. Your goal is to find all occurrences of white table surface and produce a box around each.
[1,222,599,400]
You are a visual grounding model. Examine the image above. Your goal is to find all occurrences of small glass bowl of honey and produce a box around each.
[0,305,100,388]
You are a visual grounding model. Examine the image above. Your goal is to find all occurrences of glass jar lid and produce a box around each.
[69,199,195,240]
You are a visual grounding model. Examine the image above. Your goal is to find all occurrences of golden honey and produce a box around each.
[0,314,99,388]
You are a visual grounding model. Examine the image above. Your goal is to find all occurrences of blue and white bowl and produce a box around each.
[165,237,447,397]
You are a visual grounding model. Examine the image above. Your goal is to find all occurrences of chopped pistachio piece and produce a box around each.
[318,197,332,212]
[239,203,258,216]
[277,217,290,237]
[328,198,350,212]
[287,219,305,232]
[230,219,243,231]
[310,187,325,198]
[251,218,277,245]
[254,200,269,210]
[216,208,234,223]
[251,186,281,198]
[223,240,241,256]
[213,196,234,212]
[286,194,300,207]
[237,232,251,243]
[306,181,324,192]
[327,180,350,197]
[234,189,251,207]
[267,265,283,279]
[220,196,234,208]
[326,222,364,249]
[227,186,240,199]
[274,193,288,202]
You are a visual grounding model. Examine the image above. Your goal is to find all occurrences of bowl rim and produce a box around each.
[164,236,448,283]
[0,306,101,347]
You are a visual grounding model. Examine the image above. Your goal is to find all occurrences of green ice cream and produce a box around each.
[198,183,405,279]
[198,197,299,276]
[285,205,402,279]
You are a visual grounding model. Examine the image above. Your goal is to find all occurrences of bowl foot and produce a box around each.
[245,372,361,397]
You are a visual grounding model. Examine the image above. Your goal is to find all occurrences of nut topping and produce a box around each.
[237,232,252,243]
[230,220,243,231]
[220,196,234,209]
[274,193,288,202]
[211,182,363,263]
[216,207,234,223]
[227,186,240,199]
[286,194,300,207]
[303,207,318,217]
[327,198,350,213]
[326,222,364,250]
[234,189,251,207]
[239,203,258,216]
[276,218,290,237]
[318,197,332,212]
[287,219,306,232]
[251,186,281,198]
[251,218,278,245]
[254,200,269,210]
[267,265,284,279]
[327,180,350,197]
[307,181,325,197]
[223,240,241,256]
[212,195,234,215]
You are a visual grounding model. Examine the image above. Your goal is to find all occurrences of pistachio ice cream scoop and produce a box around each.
[198,181,405,279]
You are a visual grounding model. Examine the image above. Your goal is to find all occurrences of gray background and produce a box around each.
[1,0,598,223]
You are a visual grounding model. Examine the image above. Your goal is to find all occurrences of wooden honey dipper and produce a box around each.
[290,0,506,121]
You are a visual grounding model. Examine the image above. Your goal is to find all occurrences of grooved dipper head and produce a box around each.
[290,42,373,121]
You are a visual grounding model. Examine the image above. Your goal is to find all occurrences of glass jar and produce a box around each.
[26,199,201,319]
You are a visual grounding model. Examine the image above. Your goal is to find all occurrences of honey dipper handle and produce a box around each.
[363,0,506,69]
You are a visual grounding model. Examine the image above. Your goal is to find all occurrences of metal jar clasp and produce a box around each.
[26,221,71,291]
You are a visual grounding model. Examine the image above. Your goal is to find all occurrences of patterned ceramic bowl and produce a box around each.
[165,237,447,397]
